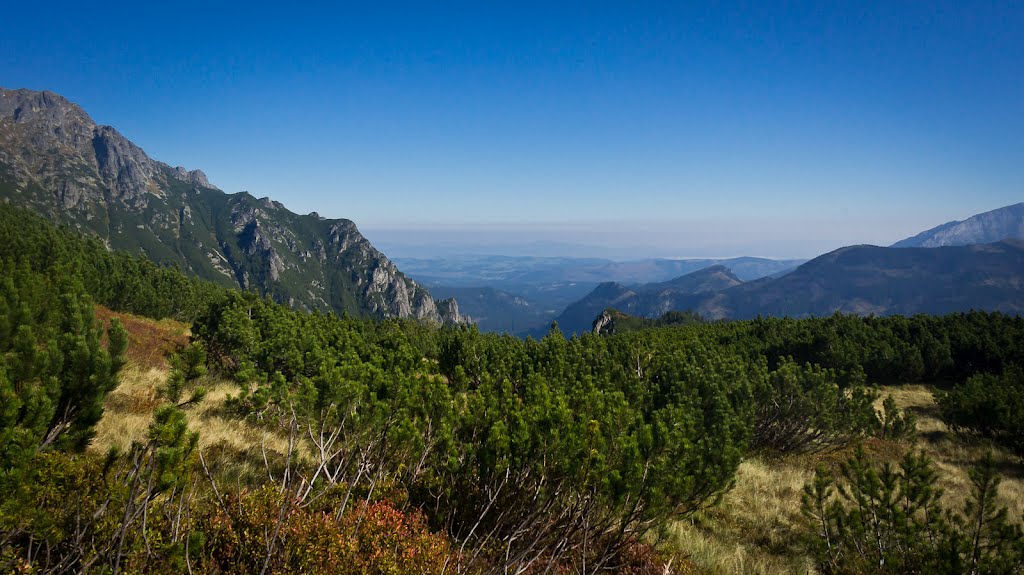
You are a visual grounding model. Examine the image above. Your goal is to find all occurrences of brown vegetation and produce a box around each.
[94,305,189,369]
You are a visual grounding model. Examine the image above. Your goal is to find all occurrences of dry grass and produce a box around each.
[94,305,189,369]
[91,364,290,456]
[665,457,817,575]
[881,385,1024,521]
[666,385,1024,574]
[90,306,290,459]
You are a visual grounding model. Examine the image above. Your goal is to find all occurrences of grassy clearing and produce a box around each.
[664,457,817,575]
[883,385,1024,521]
[665,385,1024,574]
[90,306,290,460]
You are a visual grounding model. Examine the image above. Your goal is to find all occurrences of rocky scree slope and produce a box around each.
[0,88,460,322]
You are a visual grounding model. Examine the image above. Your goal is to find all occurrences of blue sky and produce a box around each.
[2,1,1022,258]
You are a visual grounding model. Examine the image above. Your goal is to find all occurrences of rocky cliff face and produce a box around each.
[893,203,1024,248]
[0,87,461,323]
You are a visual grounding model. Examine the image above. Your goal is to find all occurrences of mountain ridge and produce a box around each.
[892,203,1024,248]
[568,240,1024,331]
[689,240,1024,320]
[552,265,744,335]
[0,87,461,323]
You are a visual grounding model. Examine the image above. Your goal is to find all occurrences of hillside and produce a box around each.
[0,88,459,322]
[553,265,743,334]
[562,241,1024,325]
[4,208,1024,573]
[893,202,1024,248]
[695,241,1024,319]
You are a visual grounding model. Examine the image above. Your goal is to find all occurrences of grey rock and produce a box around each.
[0,87,463,324]
[894,203,1024,248]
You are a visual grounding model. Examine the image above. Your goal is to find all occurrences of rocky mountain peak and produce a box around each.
[893,203,1024,248]
[172,166,216,189]
[92,125,163,206]
[0,87,462,325]
[0,88,94,128]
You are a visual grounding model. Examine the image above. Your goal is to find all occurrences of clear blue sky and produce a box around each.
[2,1,1022,257]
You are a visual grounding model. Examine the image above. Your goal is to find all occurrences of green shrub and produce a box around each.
[801,447,1024,574]
[939,366,1024,455]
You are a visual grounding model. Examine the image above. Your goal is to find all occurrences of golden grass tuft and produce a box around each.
[92,366,291,457]
[666,385,1024,574]
[666,457,817,575]
[881,385,1024,521]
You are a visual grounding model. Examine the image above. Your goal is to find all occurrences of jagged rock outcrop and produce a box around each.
[0,87,461,324]
[591,310,614,334]
[435,298,462,324]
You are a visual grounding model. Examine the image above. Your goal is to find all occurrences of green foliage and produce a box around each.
[751,358,879,453]
[0,203,227,322]
[193,294,752,571]
[598,308,706,334]
[685,312,1023,386]
[0,405,201,574]
[876,395,918,442]
[0,258,128,474]
[801,447,1024,574]
[940,366,1024,455]
[163,341,209,405]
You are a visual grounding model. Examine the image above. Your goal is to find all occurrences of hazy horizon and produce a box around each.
[362,210,981,260]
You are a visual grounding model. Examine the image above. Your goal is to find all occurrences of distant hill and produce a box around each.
[552,265,743,335]
[0,87,460,323]
[691,241,1024,320]
[569,241,1024,329]
[397,254,802,334]
[893,203,1024,248]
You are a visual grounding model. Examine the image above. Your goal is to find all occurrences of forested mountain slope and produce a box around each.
[0,88,459,322]
[562,241,1024,326]
[693,241,1024,320]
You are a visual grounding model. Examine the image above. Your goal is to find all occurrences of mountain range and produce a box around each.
[2,87,1021,333]
[892,203,1024,248]
[0,88,461,323]
[396,254,804,332]
[551,265,743,335]
[563,240,1024,334]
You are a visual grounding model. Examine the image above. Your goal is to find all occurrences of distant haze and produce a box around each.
[364,215,949,260]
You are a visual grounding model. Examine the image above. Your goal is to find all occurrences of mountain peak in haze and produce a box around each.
[893,203,1024,248]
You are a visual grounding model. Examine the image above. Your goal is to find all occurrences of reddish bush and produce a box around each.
[197,487,452,574]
